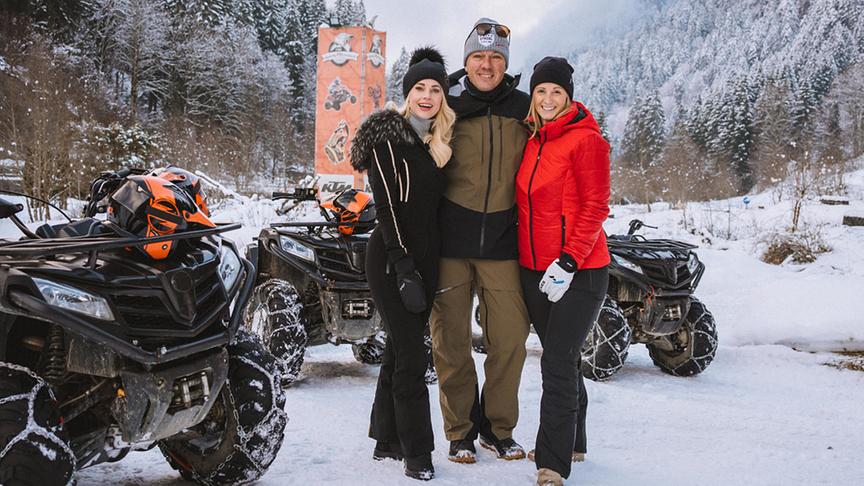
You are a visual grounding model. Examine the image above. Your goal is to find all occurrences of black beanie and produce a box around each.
[402,47,448,98]
[530,56,574,100]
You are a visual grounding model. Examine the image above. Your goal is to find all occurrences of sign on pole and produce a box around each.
[314,26,386,197]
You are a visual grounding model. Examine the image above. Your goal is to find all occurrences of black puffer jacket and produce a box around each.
[350,109,447,266]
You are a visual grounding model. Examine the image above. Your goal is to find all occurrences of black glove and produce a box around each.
[394,256,427,314]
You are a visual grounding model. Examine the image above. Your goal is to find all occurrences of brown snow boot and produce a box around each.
[536,468,563,486]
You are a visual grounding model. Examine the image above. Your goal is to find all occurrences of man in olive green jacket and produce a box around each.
[430,17,531,464]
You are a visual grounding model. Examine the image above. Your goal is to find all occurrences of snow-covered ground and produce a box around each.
[3,164,863,484]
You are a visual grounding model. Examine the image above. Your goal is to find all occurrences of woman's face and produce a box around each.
[407,80,443,120]
[533,82,570,122]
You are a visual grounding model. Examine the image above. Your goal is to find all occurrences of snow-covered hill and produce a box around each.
[553,0,864,137]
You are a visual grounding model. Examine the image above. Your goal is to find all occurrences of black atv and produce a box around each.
[244,186,436,386]
[0,172,287,485]
[473,219,718,381]
[581,219,718,380]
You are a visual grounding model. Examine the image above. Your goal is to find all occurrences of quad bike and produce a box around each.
[244,186,436,387]
[0,169,286,485]
[473,219,718,381]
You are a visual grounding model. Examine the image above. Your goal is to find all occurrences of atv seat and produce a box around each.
[35,218,109,239]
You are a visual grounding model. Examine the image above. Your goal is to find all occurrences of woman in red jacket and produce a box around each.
[515,56,610,486]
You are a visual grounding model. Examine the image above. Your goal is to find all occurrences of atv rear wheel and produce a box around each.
[245,279,308,386]
[352,332,386,365]
[0,362,75,486]
[159,331,288,485]
[423,325,437,385]
[647,298,718,377]
[581,298,632,381]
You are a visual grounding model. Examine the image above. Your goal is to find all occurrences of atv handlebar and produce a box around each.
[272,187,318,202]
[627,219,658,236]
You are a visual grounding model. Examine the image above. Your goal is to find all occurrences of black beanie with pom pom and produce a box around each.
[402,46,448,98]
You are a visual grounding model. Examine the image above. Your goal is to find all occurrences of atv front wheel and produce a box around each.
[245,279,308,386]
[471,303,487,354]
[352,332,386,365]
[0,362,75,486]
[581,298,632,381]
[647,298,718,377]
[159,331,288,485]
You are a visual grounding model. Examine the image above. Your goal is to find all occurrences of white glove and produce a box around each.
[538,259,575,303]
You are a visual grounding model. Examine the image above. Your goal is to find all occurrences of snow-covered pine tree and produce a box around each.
[250,0,290,58]
[595,110,610,144]
[751,77,794,194]
[330,0,366,27]
[618,90,665,207]
[386,47,409,105]
[163,0,232,27]
[710,77,756,193]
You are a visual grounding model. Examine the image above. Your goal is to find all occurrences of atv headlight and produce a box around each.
[219,246,242,291]
[687,253,700,274]
[279,235,316,263]
[611,254,643,275]
[32,278,114,321]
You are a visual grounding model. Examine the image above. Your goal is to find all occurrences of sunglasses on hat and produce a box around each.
[473,23,510,39]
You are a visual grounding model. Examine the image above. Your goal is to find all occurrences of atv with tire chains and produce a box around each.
[473,219,718,380]
[244,187,437,386]
[0,170,287,485]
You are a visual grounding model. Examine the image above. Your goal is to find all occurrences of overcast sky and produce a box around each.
[360,0,645,77]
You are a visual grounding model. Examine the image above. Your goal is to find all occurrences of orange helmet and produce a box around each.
[108,175,215,259]
[150,166,210,217]
[320,189,375,235]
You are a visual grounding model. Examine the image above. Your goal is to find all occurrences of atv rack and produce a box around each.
[0,223,241,257]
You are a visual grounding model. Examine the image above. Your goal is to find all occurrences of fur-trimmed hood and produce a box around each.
[350,109,421,171]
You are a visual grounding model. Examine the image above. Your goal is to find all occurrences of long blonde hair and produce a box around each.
[390,95,456,168]
[525,97,572,139]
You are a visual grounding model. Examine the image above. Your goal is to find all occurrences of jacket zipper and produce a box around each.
[479,105,494,252]
[527,135,545,269]
[561,215,566,248]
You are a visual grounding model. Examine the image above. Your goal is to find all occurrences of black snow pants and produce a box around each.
[367,231,438,457]
[520,266,608,479]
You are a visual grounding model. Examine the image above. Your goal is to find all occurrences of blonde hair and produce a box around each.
[389,94,456,168]
[525,96,572,139]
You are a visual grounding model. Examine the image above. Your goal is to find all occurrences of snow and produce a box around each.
[4,165,863,484]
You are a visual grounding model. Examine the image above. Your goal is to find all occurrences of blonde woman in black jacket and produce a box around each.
[350,47,455,481]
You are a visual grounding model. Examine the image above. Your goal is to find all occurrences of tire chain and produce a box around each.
[0,362,76,486]
[582,300,631,381]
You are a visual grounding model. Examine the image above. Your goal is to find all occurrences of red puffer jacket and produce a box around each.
[516,102,610,271]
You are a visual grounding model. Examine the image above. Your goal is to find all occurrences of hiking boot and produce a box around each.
[447,439,477,464]
[479,435,525,460]
[528,449,586,463]
[373,441,404,461]
[404,454,434,481]
[536,468,563,486]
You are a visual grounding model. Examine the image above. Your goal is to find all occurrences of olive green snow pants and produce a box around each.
[430,258,530,441]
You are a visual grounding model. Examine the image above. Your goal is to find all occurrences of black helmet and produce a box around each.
[108,175,215,260]
[321,189,376,235]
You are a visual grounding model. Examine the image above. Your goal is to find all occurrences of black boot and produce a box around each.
[404,454,434,481]
[373,441,404,461]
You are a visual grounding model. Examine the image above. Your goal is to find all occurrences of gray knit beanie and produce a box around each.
[463,17,510,67]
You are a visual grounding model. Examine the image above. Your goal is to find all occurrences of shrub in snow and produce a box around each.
[760,227,831,265]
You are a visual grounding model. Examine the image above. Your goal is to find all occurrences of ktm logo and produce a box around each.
[322,181,352,193]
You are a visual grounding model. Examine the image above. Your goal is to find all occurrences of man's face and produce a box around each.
[465,51,506,92]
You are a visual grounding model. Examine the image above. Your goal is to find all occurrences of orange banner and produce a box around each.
[315,27,386,196]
